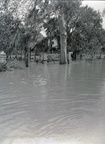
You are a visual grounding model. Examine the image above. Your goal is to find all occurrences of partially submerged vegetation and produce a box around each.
[0,0,105,70]
[0,55,24,72]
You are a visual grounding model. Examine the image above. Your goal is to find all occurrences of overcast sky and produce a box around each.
[82,1,105,29]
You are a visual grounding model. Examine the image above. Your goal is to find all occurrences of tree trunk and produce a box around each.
[27,47,30,67]
[10,52,11,60]
[21,48,23,60]
[59,11,67,64]
[24,47,27,67]
[6,51,9,60]
[30,48,31,61]
[25,47,30,67]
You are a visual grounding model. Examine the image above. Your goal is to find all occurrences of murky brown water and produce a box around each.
[0,60,105,144]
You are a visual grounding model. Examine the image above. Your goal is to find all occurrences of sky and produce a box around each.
[82,0,105,29]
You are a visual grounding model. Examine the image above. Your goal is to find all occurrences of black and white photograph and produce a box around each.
[0,0,105,144]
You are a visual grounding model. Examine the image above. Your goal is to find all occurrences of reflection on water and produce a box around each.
[0,60,105,144]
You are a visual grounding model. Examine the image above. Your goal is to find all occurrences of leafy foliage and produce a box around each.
[71,6,103,54]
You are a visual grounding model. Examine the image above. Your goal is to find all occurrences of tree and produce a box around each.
[43,0,81,63]
[0,13,21,58]
[24,0,46,66]
[0,0,22,58]
[74,6,103,56]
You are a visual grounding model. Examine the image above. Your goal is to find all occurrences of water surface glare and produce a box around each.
[0,60,105,144]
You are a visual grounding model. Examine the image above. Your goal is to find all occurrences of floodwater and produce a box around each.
[0,60,105,144]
